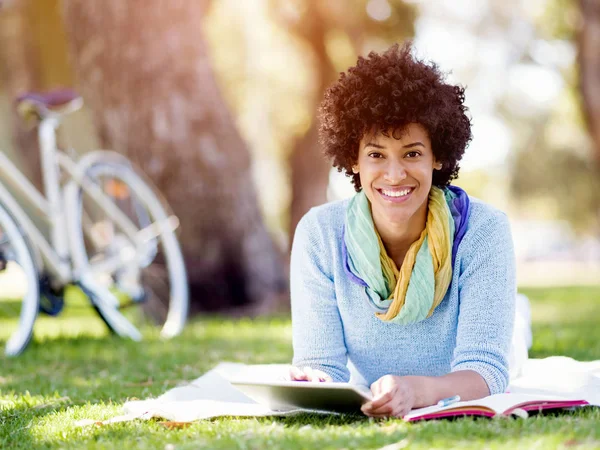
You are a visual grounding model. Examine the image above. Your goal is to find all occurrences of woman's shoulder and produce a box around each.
[296,197,350,239]
[460,195,512,251]
[292,198,350,270]
[467,196,508,225]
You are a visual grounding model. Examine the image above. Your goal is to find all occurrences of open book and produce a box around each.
[404,393,589,422]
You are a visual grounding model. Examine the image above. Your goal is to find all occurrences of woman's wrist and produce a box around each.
[401,375,434,408]
[400,370,489,409]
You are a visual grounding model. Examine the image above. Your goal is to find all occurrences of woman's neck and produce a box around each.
[373,207,428,268]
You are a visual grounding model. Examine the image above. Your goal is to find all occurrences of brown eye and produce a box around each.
[406,151,421,158]
[368,152,383,158]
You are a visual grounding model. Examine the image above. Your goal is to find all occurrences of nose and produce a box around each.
[383,160,407,183]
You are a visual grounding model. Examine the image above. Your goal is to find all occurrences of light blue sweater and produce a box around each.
[290,196,516,395]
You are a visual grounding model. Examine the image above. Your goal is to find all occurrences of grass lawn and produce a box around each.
[1,285,599,449]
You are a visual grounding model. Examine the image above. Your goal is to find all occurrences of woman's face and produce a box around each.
[355,123,441,228]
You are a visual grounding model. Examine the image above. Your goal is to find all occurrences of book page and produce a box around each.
[404,393,575,420]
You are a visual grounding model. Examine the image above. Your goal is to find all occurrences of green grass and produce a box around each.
[1,286,599,449]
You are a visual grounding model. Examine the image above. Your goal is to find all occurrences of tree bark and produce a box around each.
[62,0,287,313]
[0,0,43,189]
[289,118,332,238]
[579,0,600,161]
[284,0,415,241]
[286,3,340,240]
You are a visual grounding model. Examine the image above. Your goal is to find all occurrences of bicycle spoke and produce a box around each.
[65,158,187,340]
[136,215,179,243]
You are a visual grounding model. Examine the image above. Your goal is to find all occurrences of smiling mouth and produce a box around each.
[375,187,415,203]
[377,187,415,201]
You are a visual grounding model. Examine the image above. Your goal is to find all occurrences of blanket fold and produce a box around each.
[76,357,600,426]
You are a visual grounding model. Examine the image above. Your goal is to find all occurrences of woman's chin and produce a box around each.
[377,209,413,226]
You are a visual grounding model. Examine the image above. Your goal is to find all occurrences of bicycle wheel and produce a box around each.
[64,159,188,339]
[0,202,40,356]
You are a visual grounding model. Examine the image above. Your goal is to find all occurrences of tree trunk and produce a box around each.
[289,119,332,238]
[287,5,338,240]
[62,0,287,314]
[0,0,43,190]
[284,0,415,241]
[579,0,600,161]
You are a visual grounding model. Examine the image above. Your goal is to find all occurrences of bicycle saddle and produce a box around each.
[15,88,83,121]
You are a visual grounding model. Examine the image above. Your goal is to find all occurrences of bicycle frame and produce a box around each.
[0,116,146,286]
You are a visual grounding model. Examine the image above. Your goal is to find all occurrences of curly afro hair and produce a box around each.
[318,42,472,191]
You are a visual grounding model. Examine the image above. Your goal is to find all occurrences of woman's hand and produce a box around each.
[361,375,416,418]
[286,365,333,382]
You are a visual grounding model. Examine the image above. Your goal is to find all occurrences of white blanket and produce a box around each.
[77,356,600,425]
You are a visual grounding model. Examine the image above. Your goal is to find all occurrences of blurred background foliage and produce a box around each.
[0,0,599,313]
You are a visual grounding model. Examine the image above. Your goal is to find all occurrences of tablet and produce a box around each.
[230,380,373,413]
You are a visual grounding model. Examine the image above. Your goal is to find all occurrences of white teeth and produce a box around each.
[381,188,411,198]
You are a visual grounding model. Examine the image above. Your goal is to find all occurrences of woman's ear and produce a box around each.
[434,161,443,170]
[352,165,359,174]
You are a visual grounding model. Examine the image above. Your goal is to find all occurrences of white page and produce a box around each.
[404,393,576,421]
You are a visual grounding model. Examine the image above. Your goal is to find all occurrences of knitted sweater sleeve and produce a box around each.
[290,211,350,382]
[451,210,516,395]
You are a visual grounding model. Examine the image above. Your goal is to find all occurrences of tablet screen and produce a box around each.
[230,380,372,413]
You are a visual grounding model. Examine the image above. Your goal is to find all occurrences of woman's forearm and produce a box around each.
[403,370,490,408]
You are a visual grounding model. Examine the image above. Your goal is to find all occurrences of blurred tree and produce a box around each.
[579,0,600,161]
[0,0,42,189]
[0,0,74,186]
[510,112,600,232]
[535,0,600,162]
[62,0,287,314]
[273,0,416,238]
[507,0,600,233]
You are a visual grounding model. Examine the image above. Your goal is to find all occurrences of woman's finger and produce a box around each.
[316,370,332,382]
[288,366,332,383]
[370,389,395,408]
[370,379,383,397]
[363,390,405,416]
[288,366,308,381]
[364,396,396,415]
[370,398,404,415]
[302,366,316,381]
[302,366,332,382]
[365,399,407,417]
[383,402,411,418]
[392,405,411,418]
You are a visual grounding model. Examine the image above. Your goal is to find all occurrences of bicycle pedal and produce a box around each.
[39,278,65,316]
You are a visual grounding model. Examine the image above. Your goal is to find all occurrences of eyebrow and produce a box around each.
[364,141,425,149]
[364,142,385,149]
[404,142,425,149]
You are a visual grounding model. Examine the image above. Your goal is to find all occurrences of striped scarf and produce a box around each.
[343,185,470,325]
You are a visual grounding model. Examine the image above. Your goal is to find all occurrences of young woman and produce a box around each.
[289,43,517,418]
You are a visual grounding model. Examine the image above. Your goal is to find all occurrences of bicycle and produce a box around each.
[0,89,189,356]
